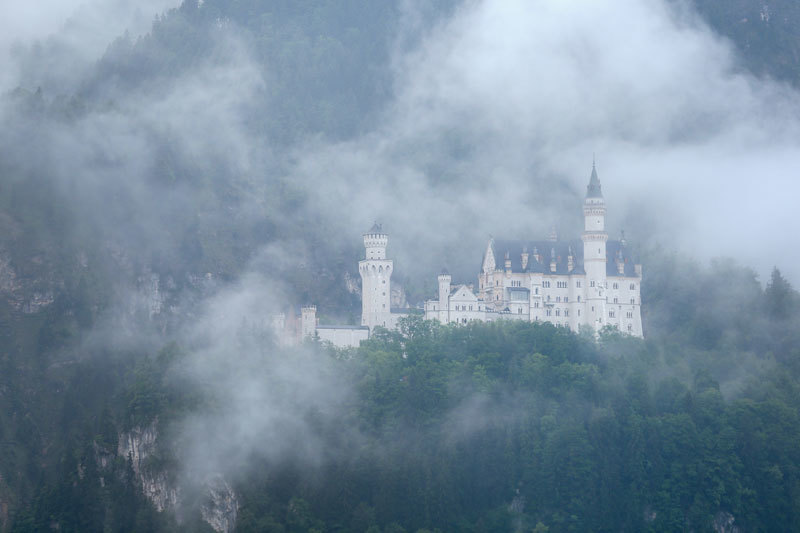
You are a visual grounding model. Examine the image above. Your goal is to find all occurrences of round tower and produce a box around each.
[438,269,451,323]
[359,223,393,330]
[581,162,608,332]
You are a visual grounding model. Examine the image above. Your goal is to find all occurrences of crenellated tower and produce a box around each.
[437,269,452,323]
[581,162,608,332]
[359,223,393,330]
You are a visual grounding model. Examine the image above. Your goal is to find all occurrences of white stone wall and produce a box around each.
[316,327,370,348]
[424,268,642,337]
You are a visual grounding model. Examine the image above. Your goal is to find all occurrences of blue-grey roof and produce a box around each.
[586,164,603,198]
[489,238,639,277]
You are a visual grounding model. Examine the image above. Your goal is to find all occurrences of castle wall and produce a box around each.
[316,326,370,348]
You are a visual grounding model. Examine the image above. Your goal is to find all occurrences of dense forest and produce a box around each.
[2,0,800,532]
[4,262,800,531]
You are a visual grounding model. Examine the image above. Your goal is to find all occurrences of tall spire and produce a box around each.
[586,159,603,198]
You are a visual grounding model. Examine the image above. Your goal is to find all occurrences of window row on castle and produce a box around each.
[536,280,637,290]
[496,279,637,291]
[608,311,636,319]
[453,304,482,311]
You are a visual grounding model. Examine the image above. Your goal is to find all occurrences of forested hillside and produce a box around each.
[5,263,800,531]
[1,0,800,532]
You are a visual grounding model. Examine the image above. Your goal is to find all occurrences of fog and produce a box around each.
[294,0,800,283]
[0,0,178,92]
[2,0,800,520]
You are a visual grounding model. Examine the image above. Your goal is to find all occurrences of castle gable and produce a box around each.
[450,285,478,301]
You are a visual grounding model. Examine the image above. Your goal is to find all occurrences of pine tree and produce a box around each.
[764,267,794,319]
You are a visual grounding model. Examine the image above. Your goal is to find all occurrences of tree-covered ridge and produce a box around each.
[5,257,799,532]
[89,0,456,145]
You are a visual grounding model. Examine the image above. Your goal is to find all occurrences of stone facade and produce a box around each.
[423,164,643,337]
[280,163,643,346]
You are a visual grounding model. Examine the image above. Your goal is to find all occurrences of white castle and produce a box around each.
[423,164,643,337]
[282,164,642,347]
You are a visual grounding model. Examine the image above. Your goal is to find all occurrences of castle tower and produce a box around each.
[438,269,451,323]
[300,305,317,340]
[359,223,393,330]
[581,162,608,332]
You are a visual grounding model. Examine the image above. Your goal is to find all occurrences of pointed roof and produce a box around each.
[367,222,384,234]
[586,161,603,198]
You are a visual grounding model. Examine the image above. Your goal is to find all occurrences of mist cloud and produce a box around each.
[292,0,800,283]
[3,0,800,510]
[0,0,178,92]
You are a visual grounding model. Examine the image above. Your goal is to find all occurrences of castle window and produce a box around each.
[383,304,386,308]
[626,312,633,318]
[628,324,633,332]
[382,280,386,284]
[576,281,582,288]
[556,309,561,316]
[534,302,539,308]
[613,297,618,304]
[518,308,522,314]
[590,281,595,287]
[469,305,473,311]
[383,292,386,296]
[609,311,615,318]
[547,295,551,302]
[613,283,618,290]
[535,288,539,295]
[543,281,551,288]
[578,310,581,316]
[556,296,561,302]
[577,296,581,302]
[630,283,635,290]
[565,310,569,317]
[546,309,552,316]
[630,298,635,305]
[463,318,467,324]
[564,297,569,303]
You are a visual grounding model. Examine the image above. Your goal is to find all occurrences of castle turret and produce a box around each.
[438,269,451,323]
[567,246,575,273]
[301,305,317,339]
[359,223,393,331]
[581,161,608,332]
